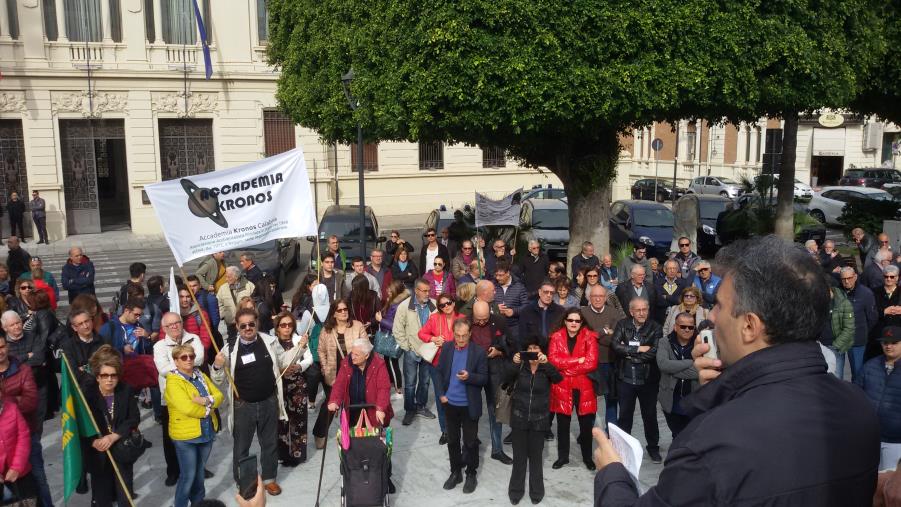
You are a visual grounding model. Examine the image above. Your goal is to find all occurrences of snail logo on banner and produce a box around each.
[145,148,318,266]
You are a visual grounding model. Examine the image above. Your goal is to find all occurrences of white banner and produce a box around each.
[475,188,523,227]
[145,148,318,266]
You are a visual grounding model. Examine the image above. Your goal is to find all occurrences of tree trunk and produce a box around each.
[774,113,798,241]
[554,129,620,262]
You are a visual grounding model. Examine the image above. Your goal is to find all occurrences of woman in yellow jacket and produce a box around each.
[164,344,224,507]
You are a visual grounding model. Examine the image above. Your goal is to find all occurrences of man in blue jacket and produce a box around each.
[856,325,901,471]
[435,318,488,495]
[841,266,878,382]
[690,260,720,309]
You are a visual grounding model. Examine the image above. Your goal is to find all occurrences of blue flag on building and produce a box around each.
[192,0,212,79]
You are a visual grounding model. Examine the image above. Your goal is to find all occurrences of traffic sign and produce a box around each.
[651,138,663,152]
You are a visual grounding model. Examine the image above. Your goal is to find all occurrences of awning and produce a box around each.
[812,127,846,157]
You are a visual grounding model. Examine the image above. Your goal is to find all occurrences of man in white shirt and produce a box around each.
[153,312,206,486]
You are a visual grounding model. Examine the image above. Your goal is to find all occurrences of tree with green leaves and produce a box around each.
[267,0,883,258]
[853,0,901,125]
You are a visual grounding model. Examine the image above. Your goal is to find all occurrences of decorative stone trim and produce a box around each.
[152,92,219,117]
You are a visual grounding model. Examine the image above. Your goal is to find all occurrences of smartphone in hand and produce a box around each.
[521,351,539,361]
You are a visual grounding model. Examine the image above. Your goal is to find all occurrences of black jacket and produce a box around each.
[654,277,689,316]
[516,252,550,295]
[390,259,420,290]
[470,315,513,393]
[58,332,112,383]
[501,360,562,431]
[7,199,24,220]
[419,243,450,274]
[594,340,880,507]
[434,341,488,421]
[571,254,600,279]
[7,247,31,283]
[611,318,662,386]
[518,300,565,348]
[82,380,140,441]
[615,282,657,321]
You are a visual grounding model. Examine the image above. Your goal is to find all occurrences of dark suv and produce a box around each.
[631,178,687,202]
[307,205,385,271]
[838,168,901,188]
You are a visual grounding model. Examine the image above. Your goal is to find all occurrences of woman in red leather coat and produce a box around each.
[548,308,598,471]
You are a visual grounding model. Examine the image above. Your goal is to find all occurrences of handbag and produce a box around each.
[494,362,521,425]
[373,330,402,359]
[0,481,37,507]
[418,341,439,363]
[121,354,159,390]
[103,401,146,465]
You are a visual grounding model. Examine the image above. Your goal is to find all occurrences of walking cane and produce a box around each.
[314,408,337,507]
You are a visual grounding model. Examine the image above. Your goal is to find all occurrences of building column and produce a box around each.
[0,0,10,40]
[153,0,163,43]
[100,0,112,42]
[55,0,69,42]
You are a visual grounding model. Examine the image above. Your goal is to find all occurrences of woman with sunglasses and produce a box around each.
[165,343,224,507]
[314,298,366,449]
[418,293,463,442]
[547,308,598,471]
[83,345,140,506]
[271,311,312,466]
[656,312,698,439]
[661,286,710,336]
[424,255,456,301]
[578,267,602,306]
[391,247,420,292]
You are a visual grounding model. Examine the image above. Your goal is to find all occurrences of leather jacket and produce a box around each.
[611,318,663,386]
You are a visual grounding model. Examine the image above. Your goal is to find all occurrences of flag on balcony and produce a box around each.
[192,0,213,79]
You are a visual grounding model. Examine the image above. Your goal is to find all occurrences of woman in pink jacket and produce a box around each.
[0,398,35,501]
[417,293,463,443]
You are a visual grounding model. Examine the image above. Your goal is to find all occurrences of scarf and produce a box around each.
[398,260,408,271]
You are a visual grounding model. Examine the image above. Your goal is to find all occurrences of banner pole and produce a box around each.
[60,352,135,507]
[178,266,240,399]
[276,319,314,381]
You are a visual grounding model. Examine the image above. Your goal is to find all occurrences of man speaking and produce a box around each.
[592,235,880,506]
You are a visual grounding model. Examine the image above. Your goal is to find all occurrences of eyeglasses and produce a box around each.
[678,324,696,331]
[840,276,855,281]
[886,275,898,279]
[881,240,890,244]
[679,243,690,247]
[426,233,436,237]
[278,322,294,328]
[697,268,710,272]
[586,274,598,278]
[539,289,554,295]
[98,373,118,380]
[335,307,349,313]
[462,247,473,251]
[238,322,257,330]
[438,301,454,309]
[19,285,33,291]
[565,318,582,324]
[177,354,196,361]
[434,262,444,267]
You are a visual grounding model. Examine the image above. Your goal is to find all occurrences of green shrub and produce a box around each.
[837,199,901,236]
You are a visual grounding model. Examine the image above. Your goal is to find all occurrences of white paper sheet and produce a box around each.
[608,423,644,481]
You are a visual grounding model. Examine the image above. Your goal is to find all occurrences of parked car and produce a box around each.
[806,186,892,225]
[630,178,687,202]
[685,194,732,255]
[520,198,569,261]
[838,168,901,188]
[609,200,674,259]
[523,185,567,201]
[753,175,813,200]
[307,205,385,271]
[688,176,743,198]
[717,194,827,247]
[225,238,301,288]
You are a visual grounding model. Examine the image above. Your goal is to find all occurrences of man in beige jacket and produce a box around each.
[217,266,255,342]
[393,278,437,425]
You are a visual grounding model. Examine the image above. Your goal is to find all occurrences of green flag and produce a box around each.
[60,356,98,502]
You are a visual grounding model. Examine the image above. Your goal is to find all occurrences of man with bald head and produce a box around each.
[460,279,501,318]
[61,246,96,303]
[470,300,514,464]
[153,312,206,485]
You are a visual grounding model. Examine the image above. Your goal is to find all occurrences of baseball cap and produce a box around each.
[879,326,901,343]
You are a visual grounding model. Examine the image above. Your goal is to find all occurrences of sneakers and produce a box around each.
[648,448,663,464]
[418,407,437,419]
[402,411,416,426]
[442,471,462,490]
[491,451,513,465]
[462,474,478,494]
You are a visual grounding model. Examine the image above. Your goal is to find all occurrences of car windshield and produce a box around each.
[863,192,892,201]
[698,201,729,220]
[633,208,674,227]
[718,177,738,185]
[532,209,569,230]
[319,219,376,242]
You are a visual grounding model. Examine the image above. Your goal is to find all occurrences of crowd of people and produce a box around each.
[0,223,900,506]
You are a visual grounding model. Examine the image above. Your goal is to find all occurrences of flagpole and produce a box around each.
[276,319,314,381]
[178,266,240,399]
[60,352,136,507]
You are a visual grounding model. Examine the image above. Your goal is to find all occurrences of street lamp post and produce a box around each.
[341,68,367,260]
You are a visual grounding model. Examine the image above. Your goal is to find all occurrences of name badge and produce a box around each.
[628,340,641,347]
[241,352,256,365]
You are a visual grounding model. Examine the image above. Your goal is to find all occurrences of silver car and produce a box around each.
[689,176,743,198]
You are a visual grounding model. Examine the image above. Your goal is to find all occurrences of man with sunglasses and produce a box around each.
[672,237,700,280]
[153,312,206,486]
[451,240,478,282]
[690,260,721,309]
[420,227,450,278]
[656,312,699,439]
[840,267,878,383]
[212,307,302,496]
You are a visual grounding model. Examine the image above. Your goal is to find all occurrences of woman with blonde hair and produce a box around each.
[662,286,710,336]
[455,282,476,311]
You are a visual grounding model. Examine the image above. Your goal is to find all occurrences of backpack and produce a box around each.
[309,314,324,362]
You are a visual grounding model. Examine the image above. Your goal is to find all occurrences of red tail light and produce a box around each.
[859,179,866,185]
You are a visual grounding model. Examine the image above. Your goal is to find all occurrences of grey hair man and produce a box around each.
[863,249,894,291]
[216,265,255,339]
[616,264,657,320]
[517,239,550,295]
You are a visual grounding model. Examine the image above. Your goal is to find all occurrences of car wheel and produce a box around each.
[719,191,729,197]
[810,210,826,224]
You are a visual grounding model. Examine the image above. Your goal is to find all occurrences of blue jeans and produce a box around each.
[828,346,846,380]
[30,431,53,507]
[426,363,447,433]
[848,345,866,383]
[150,386,162,420]
[173,439,214,507]
[484,384,503,455]
[403,350,431,413]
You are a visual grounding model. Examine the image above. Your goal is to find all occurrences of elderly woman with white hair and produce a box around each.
[216,265,255,341]
[327,336,396,493]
